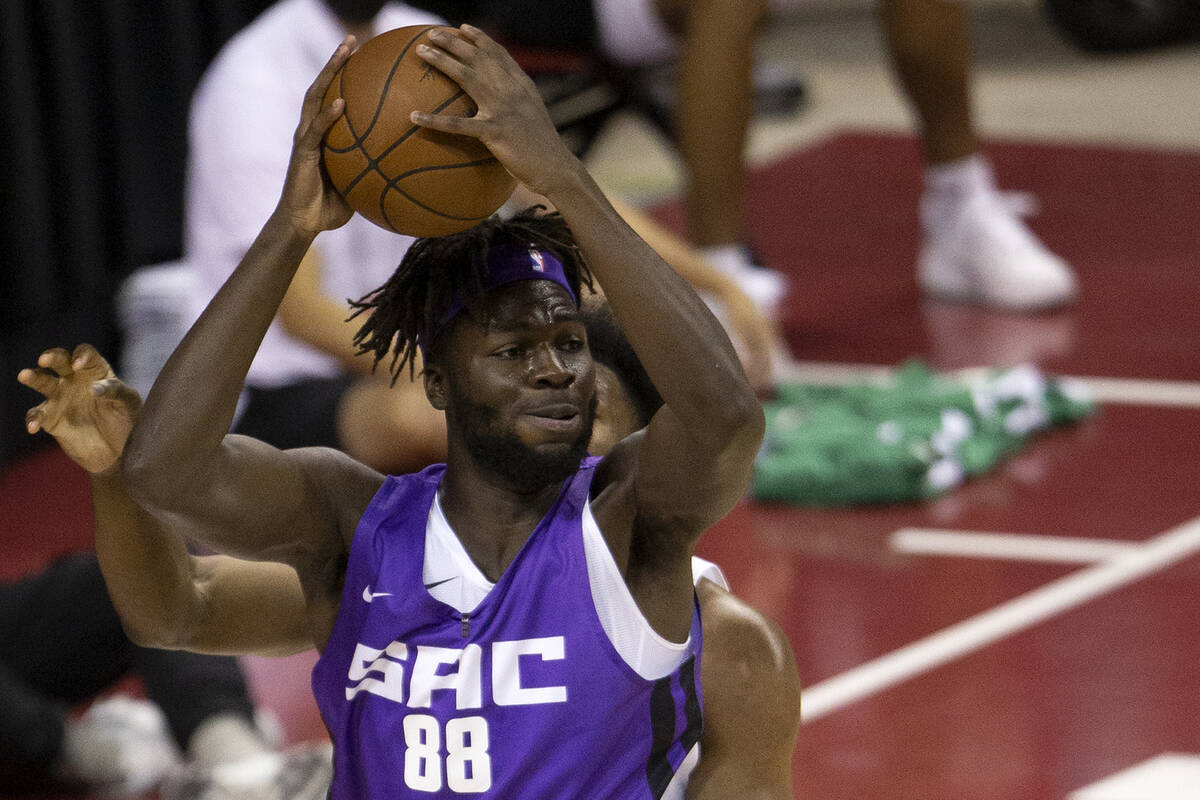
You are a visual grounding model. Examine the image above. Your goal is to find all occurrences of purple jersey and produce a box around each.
[312,457,704,798]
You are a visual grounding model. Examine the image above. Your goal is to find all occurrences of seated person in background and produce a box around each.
[0,547,330,799]
[184,0,778,478]
[21,327,800,798]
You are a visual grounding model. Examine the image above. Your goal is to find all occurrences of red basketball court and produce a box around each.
[3,131,1198,799]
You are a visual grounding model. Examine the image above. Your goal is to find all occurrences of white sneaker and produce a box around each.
[57,695,181,798]
[159,741,333,800]
[701,245,788,319]
[917,191,1077,311]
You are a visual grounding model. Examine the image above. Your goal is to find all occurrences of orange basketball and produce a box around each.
[322,26,516,237]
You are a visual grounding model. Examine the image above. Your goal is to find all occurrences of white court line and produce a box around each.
[777,360,1200,409]
[891,528,1140,564]
[801,516,1200,723]
[1069,753,1200,800]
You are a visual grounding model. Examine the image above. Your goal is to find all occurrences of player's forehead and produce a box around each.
[472,280,582,334]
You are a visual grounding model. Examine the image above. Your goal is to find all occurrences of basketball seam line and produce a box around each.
[326,25,439,156]
[340,90,468,199]
[379,157,503,230]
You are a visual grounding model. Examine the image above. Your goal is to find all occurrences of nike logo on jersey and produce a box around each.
[362,586,393,603]
[424,577,456,590]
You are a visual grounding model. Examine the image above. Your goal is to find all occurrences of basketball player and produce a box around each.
[21,320,799,795]
[180,0,776,482]
[116,26,766,797]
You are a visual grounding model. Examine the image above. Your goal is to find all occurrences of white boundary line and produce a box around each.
[801,516,1200,723]
[891,528,1140,564]
[777,360,1200,409]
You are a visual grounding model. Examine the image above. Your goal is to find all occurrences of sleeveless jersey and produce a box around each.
[312,457,704,799]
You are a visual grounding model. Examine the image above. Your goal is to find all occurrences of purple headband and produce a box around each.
[419,244,577,356]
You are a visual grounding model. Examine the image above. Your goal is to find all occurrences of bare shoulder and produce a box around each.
[285,446,385,643]
[290,445,386,544]
[285,446,383,581]
[697,578,800,710]
[688,578,801,800]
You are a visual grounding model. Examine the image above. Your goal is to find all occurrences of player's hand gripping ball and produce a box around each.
[322,26,516,237]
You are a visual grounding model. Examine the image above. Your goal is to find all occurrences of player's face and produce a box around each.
[440,280,596,488]
[588,363,643,456]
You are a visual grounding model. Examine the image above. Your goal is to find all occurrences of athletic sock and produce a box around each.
[921,153,994,233]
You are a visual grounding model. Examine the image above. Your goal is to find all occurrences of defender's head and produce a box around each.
[351,209,597,489]
[581,301,662,455]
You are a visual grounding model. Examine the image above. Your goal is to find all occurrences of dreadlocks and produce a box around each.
[348,207,595,383]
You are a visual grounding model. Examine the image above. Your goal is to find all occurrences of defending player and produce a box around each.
[114,25,763,798]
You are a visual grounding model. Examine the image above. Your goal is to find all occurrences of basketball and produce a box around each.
[322,26,516,238]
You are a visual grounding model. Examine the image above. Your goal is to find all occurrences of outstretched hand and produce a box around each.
[411,25,581,198]
[278,35,357,236]
[18,344,141,475]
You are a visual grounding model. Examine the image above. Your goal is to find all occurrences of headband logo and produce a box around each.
[529,249,545,272]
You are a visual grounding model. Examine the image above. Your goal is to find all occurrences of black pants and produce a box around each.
[0,552,256,774]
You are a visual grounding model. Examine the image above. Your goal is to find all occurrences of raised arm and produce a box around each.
[604,196,779,394]
[122,38,382,573]
[412,25,764,539]
[19,344,314,657]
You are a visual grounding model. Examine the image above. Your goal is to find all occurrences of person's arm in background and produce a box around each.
[276,249,384,375]
[19,345,313,657]
[686,579,802,799]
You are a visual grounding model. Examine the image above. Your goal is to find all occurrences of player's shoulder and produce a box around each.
[696,578,800,701]
[288,445,386,528]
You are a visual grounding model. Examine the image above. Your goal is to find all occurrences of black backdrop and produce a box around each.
[1,0,273,467]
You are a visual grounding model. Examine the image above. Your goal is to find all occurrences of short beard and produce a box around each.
[451,390,597,492]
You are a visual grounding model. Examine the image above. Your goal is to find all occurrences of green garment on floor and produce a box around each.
[752,361,1095,506]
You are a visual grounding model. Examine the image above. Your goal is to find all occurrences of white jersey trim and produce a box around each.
[660,743,701,800]
[581,501,691,680]
[423,491,494,613]
[691,556,730,591]
[422,491,714,683]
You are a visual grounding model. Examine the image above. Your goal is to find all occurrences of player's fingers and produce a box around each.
[409,108,481,138]
[92,377,143,410]
[37,348,73,377]
[71,343,111,377]
[300,37,354,127]
[303,96,345,147]
[455,24,525,80]
[24,404,46,434]
[456,23,500,53]
[17,367,59,398]
[426,26,478,62]
[415,39,475,86]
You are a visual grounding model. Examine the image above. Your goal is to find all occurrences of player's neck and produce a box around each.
[438,458,567,581]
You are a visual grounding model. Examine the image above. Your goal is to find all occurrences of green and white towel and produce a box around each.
[752,361,1095,506]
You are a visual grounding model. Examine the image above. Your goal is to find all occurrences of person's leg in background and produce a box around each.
[880,0,1077,310]
[0,552,331,798]
[134,648,263,772]
[648,0,788,317]
[0,552,178,795]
